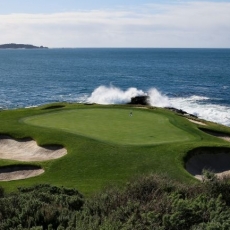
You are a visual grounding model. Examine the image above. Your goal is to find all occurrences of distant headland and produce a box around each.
[0,43,48,49]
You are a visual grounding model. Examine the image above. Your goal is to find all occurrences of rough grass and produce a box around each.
[0,103,229,195]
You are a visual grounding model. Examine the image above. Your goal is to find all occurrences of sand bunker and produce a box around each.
[188,119,206,126]
[0,165,44,181]
[200,129,230,142]
[0,135,66,181]
[0,135,67,162]
[186,148,230,180]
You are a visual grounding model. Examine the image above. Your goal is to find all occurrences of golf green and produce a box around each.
[23,108,194,145]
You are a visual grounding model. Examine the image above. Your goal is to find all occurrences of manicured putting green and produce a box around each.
[23,108,194,145]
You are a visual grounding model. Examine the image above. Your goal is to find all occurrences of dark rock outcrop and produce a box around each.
[165,107,197,118]
[128,96,150,105]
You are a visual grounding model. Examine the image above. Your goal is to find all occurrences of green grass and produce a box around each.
[22,108,195,145]
[0,103,230,196]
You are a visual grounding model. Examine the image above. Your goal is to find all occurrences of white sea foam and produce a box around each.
[87,85,147,104]
[86,85,230,127]
[169,96,230,126]
[148,88,171,107]
[87,85,170,107]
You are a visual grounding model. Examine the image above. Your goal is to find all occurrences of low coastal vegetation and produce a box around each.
[0,103,230,228]
[1,172,230,229]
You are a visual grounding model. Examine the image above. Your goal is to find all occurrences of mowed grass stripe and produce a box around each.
[23,108,194,145]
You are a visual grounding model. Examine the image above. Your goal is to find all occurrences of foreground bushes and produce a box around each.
[1,172,230,229]
[0,184,84,230]
[76,173,230,230]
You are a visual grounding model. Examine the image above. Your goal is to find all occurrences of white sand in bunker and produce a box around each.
[0,135,67,161]
[188,118,207,126]
[0,166,44,181]
[186,153,230,180]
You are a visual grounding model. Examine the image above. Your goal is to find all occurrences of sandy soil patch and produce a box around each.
[186,153,230,180]
[188,119,207,126]
[0,165,44,181]
[0,135,67,161]
[135,106,149,109]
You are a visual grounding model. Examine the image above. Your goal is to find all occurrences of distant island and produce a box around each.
[0,43,48,49]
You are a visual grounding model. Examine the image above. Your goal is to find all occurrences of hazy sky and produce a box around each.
[0,0,229,48]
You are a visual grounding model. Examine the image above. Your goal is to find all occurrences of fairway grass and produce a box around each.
[23,108,195,145]
[0,103,230,195]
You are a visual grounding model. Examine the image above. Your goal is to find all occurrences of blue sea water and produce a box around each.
[0,48,230,126]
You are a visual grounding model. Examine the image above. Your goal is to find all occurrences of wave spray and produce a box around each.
[86,85,230,126]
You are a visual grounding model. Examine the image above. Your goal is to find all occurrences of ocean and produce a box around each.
[0,48,230,126]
